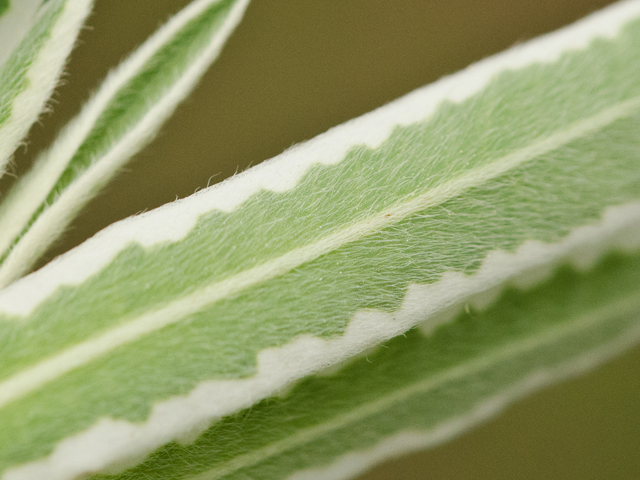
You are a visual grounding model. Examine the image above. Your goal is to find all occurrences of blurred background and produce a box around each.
[1,0,639,478]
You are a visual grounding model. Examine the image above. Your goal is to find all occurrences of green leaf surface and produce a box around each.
[0,0,250,283]
[0,2,639,479]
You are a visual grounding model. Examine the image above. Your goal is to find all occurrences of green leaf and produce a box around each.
[90,249,640,480]
[1,1,640,479]
[0,0,92,175]
[0,0,251,284]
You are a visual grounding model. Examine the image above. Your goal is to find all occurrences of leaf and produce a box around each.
[88,249,640,480]
[0,0,92,175]
[0,0,251,285]
[1,1,640,479]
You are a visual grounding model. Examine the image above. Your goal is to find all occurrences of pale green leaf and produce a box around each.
[0,1,640,479]
[0,0,250,285]
[0,0,92,175]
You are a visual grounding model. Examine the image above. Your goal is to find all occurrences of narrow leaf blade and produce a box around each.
[0,0,250,284]
[0,0,92,175]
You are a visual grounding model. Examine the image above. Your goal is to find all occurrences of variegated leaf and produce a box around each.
[0,0,92,175]
[0,1,639,479]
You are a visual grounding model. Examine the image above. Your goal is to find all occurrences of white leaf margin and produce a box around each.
[1,0,640,315]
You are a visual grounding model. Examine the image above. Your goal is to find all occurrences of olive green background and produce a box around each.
[1,1,639,478]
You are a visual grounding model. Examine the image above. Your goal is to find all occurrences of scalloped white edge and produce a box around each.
[0,0,251,284]
[0,0,93,174]
[286,323,640,480]
[1,0,639,314]
[4,201,640,480]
